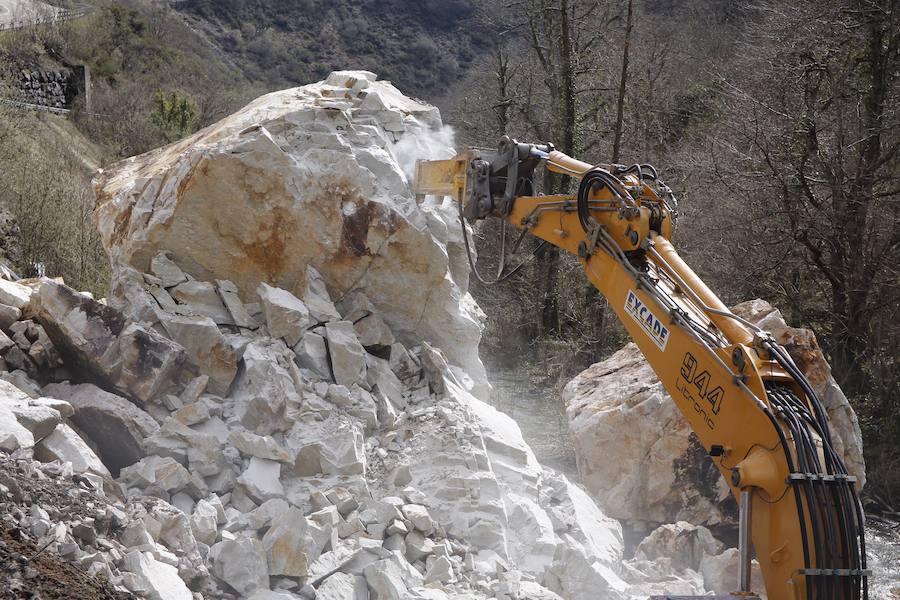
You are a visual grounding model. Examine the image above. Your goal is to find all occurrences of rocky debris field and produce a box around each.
[0,70,752,600]
[2,70,887,600]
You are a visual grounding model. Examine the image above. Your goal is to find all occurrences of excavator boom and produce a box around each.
[414,138,869,600]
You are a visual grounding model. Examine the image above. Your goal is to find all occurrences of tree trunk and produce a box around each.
[538,0,577,337]
[611,0,633,163]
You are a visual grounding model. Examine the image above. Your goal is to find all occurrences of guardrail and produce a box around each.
[0,96,110,118]
[0,4,93,31]
[0,97,70,114]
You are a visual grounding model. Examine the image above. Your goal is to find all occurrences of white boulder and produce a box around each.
[258,283,310,347]
[93,71,488,394]
[34,423,110,477]
[209,535,270,596]
[122,550,193,600]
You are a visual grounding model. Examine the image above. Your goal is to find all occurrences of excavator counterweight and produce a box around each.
[414,137,869,600]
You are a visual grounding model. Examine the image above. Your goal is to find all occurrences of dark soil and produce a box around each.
[0,524,132,600]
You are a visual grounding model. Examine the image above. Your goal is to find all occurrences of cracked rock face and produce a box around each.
[0,72,783,600]
[563,299,866,527]
[94,70,487,395]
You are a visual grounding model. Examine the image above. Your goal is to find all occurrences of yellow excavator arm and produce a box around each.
[414,138,869,600]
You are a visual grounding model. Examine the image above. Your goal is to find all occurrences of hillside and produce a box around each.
[174,0,491,98]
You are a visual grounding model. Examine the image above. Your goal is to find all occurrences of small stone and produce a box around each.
[386,519,408,536]
[238,456,285,502]
[217,280,258,329]
[191,498,219,545]
[401,504,434,534]
[173,401,210,426]
[229,430,292,462]
[171,280,233,325]
[325,321,366,387]
[423,555,454,584]
[0,303,21,329]
[303,266,341,323]
[262,508,330,577]
[151,253,188,288]
[209,535,270,596]
[293,332,331,380]
[258,283,310,347]
[404,531,435,563]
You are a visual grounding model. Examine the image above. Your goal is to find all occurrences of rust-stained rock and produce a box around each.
[93,71,487,395]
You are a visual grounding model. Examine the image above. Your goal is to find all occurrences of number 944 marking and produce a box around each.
[676,352,724,430]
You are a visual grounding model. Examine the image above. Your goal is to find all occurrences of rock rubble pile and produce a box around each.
[0,261,635,599]
[0,70,798,600]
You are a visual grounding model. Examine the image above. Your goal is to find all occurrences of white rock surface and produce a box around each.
[122,550,194,600]
[94,71,488,395]
[258,283,310,347]
[158,312,237,396]
[34,423,110,477]
[42,382,159,475]
[0,278,34,310]
[325,320,367,387]
[210,534,270,596]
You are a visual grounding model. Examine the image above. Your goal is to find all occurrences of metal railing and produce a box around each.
[0,3,93,31]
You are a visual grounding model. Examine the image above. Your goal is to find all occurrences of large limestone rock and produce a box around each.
[43,382,160,475]
[564,299,866,527]
[65,71,658,600]
[35,280,185,402]
[94,70,487,394]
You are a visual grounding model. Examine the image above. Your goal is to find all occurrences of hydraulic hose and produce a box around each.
[762,338,868,600]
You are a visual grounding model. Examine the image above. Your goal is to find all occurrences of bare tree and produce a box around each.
[713,0,900,394]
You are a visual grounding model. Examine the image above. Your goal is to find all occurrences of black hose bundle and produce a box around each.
[763,338,868,600]
[575,169,630,233]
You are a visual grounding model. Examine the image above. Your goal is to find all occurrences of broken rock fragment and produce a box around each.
[210,534,270,596]
[43,382,159,474]
[238,456,285,503]
[0,403,34,451]
[37,280,185,401]
[151,252,188,288]
[123,550,193,600]
[262,507,330,576]
[293,331,331,380]
[257,282,310,346]
[0,278,34,310]
[303,266,342,324]
[34,423,110,477]
[217,279,258,329]
[337,290,394,348]
[171,280,234,325]
[158,312,237,396]
[325,320,366,387]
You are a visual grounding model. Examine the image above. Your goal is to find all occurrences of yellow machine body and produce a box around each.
[414,140,868,600]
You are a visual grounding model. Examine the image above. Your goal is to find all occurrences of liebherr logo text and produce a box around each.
[624,290,670,351]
